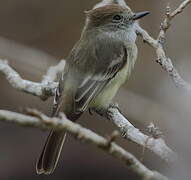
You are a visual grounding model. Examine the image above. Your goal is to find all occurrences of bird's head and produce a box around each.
[85,4,149,32]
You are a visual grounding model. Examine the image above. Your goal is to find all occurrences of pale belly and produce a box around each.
[90,62,130,108]
[90,42,137,108]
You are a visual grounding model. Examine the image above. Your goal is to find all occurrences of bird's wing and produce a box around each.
[51,35,128,117]
[51,72,66,117]
[69,35,128,114]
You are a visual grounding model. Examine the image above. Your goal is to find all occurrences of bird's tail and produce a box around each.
[36,130,67,175]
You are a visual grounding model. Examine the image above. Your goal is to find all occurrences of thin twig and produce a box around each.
[137,1,191,90]
[95,0,191,90]
[170,0,191,18]
[136,25,191,90]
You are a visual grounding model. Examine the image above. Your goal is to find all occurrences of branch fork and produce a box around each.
[0,0,191,179]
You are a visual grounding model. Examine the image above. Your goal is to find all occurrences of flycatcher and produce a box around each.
[36,4,149,174]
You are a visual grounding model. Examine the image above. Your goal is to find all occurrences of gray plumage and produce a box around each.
[36,4,149,175]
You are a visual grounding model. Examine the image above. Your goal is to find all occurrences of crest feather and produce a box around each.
[85,4,128,19]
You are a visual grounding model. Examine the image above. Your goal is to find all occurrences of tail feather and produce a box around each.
[36,93,82,175]
[36,130,67,175]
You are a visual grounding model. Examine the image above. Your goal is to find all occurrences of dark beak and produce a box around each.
[132,11,150,20]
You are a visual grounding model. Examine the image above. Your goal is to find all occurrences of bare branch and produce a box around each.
[0,0,186,174]
[0,109,169,180]
[170,0,191,18]
[0,59,62,100]
[95,0,191,90]
[136,0,191,90]
[0,59,176,163]
[41,60,66,84]
[136,25,191,91]
[94,106,177,163]
[157,0,191,44]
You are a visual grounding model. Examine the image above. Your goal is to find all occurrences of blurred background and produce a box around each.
[0,0,191,179]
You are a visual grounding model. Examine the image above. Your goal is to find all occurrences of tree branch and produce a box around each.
[0,59,176,163]
[137,1,191,90]
[1,1,190,178]
[41,60,65,84]
[135,24,191,90]
[0,109,169,180]
[0,59,66,100]
[94,106,177,163]
[96,0,191,90]
[168,0,191,19]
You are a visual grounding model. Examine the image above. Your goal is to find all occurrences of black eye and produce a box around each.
[112,15,122,22]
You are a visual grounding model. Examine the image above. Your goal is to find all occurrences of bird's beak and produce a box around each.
[132,11,150,20]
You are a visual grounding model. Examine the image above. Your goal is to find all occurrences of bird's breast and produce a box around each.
[90,44,137,108]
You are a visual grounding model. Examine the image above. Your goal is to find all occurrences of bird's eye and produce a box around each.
[112,15,122,22]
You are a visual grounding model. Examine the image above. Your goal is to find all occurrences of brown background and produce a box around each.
[0,0,191,179]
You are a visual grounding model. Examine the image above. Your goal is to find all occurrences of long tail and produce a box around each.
[36,130,67,175]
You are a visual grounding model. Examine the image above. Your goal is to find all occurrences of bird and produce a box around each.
[36,4,149,175]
